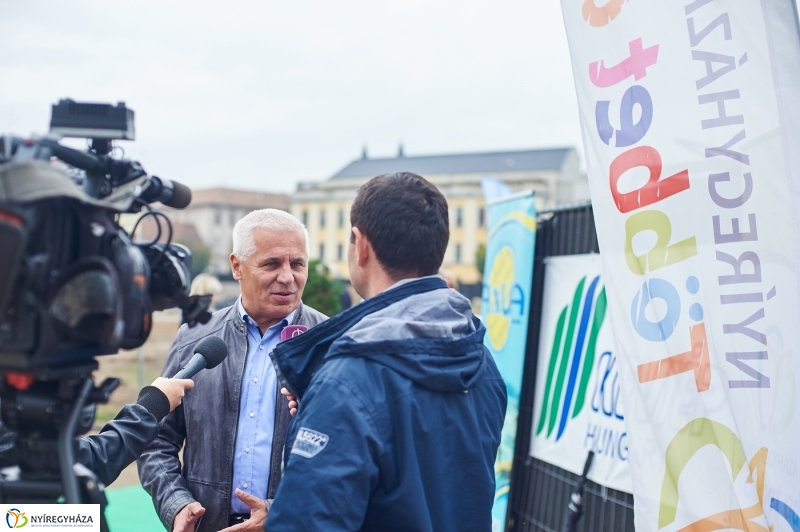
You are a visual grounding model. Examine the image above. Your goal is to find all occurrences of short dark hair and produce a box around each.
[350,172,449,278]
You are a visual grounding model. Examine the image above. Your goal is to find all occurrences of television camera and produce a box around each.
[0,99,212,528]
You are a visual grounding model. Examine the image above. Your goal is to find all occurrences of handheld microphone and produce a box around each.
[173,336,228,379]
[280,325,308,342]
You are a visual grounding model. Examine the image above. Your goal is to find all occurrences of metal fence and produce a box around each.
[506,203,635,532]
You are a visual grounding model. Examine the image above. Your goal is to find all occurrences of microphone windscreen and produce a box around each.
[194,336,228,369]
[280,325,308,342]
[166,181,192,209]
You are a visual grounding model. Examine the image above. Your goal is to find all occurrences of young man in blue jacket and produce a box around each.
[264,172,507,532]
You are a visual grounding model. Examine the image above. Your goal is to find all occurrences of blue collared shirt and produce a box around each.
[231,300,296,513]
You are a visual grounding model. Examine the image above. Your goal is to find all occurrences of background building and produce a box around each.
[291,146,587,292]
[163,187,289,276]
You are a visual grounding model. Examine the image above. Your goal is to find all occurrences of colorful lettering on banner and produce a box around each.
[596,87,653,147]
[659,418,746,529]
[582,0,629,28]
[769,500,800,532]
[558,0,800,529]
[678,448,769,532]
[610,148,690,213]
[656,417,797,532]
[588,37,705,396]
[624,212,697,275]
[637,323,710,392]
[589,38,658,88]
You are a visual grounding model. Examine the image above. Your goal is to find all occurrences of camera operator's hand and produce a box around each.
[280,387,298,417]
[173,501,205,532]
[152,377,194,411]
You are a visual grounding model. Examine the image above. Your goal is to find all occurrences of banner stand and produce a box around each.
[506,203,636,532]
[482,191,537,532]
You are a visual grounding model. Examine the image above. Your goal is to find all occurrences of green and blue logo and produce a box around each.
[5,509,27,529]
[536,275,607,441]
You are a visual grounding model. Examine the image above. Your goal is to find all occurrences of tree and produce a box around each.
[181,242,212,278]
[476,243,486,277]
[303,259,344,316]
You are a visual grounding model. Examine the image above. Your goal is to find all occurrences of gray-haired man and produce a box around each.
[138,209,326,532]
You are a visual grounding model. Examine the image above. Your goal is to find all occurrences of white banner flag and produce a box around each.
[560,0,800,530]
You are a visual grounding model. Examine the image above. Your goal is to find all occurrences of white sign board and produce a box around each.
[530,254,631,493]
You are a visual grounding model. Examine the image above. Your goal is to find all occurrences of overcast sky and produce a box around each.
[0,0,582,194]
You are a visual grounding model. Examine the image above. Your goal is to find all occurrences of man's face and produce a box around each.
[231,227,308,328]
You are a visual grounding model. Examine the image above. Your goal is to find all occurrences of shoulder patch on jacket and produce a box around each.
[291,428,329,458]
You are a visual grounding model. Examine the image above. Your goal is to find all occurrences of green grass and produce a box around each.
[105,486,166,532]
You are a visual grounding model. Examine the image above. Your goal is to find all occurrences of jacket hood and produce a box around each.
[270,277,454,399]
[325,288,488,393]
[271,277,489,398]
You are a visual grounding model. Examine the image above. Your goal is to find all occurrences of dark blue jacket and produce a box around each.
[267,277,507,532]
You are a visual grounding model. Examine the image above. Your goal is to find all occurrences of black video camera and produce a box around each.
[0,99,211,371]
[0,100,214,518]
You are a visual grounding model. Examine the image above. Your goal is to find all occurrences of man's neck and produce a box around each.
[360,271,420,300]
[239,298,295,335]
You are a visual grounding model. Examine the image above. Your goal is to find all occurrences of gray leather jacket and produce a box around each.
[137,303,327,532]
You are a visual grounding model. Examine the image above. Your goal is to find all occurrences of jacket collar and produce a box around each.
[236,297,297,334]
[271,277,448,399]
[229,300,305,332]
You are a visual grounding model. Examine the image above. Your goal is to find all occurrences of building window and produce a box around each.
[214,209,221,226]
[338,209,344,228]
[320,210,326,228]
[456,208,463,228]
[337,244,343,261]
[455,244,462,263]
[229,211,236,226]
[319,244,325,260]
[478,207,485,227]
[302,210,308,226]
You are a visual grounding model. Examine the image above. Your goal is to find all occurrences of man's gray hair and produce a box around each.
[232,209,309,262]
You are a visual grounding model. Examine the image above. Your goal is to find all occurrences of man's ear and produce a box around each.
[352,227,371,268]
[230,253,242,281]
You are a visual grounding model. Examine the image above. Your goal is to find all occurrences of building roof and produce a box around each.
[329,147,573,180]
[188,187,289,210]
